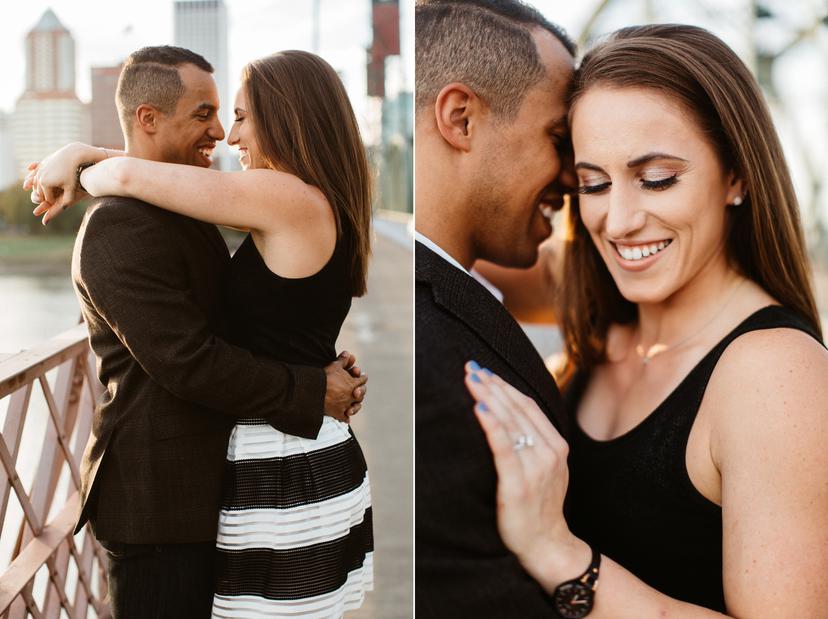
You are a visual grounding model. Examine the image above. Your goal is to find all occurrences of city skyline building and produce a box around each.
[90,64,124,151]
[25,8,75,95]
[11,8,88,178]
[174,0,230,170]
[0,113,16,190]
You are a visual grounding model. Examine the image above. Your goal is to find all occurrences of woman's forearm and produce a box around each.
[525,541,726,618]
[78,157,131,198]
[68,142,124,167]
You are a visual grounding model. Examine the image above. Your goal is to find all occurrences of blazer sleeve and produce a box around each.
[76,203,325,438]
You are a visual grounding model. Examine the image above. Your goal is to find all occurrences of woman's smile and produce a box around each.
[610,238,673,271]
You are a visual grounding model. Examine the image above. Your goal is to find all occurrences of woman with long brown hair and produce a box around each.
[28,50,373,618]
[464,24,828,617]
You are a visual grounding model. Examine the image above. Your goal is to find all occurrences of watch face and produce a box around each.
[552,581,595,619]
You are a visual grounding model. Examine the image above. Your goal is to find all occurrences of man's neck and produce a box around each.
[124,142,162,162]
[415,142,476,269]
[415,216,475,270]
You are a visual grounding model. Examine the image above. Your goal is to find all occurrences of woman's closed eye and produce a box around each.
[641,174,679,191]
[577,180,611,195]
[578,173,680,195]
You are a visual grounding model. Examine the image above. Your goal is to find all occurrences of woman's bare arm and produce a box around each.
[28,144,329,235]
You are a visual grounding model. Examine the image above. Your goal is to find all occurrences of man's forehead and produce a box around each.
[531,27,575,91]
[523,74,570,122]
[178,64,217,91]
[178,66,219,108]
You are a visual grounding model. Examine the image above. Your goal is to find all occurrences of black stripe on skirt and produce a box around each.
[214,508,374,600]
[222,436,368,510]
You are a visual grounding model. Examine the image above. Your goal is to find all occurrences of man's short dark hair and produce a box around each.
[116,45,214,136]
[415,0,575,119]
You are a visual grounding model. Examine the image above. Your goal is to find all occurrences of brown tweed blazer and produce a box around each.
[72,197,326,544]
[415,241,569,617]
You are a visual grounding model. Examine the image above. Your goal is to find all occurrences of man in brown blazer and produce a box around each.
[60,46,367,617]
[415,2,579,616]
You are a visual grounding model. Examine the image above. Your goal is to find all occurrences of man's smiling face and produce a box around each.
[154,63,225,167]
[468,29,574,268]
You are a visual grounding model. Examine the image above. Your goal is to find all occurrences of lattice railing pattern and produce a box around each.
[0,324,110,618]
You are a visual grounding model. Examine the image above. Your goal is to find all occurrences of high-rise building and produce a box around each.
[174,0,230,169]
[90,64,125,151]
[0,113,17,191]
[25,8,75,95]
[11,9,88,178]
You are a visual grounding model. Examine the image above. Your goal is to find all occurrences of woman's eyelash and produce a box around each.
[641,175,678,190]
[578,175,680,195]
[577,182,611,195]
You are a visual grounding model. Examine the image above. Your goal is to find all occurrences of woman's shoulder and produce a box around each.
[716,320,826,383]
[707,318,828,450]
[244,168,332,228]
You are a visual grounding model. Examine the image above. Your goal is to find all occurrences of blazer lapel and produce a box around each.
[416,242,566,430]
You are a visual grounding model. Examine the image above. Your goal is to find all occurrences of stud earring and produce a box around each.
[732,196,743,206]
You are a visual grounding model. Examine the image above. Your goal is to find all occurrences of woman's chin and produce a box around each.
[613,280,673,306]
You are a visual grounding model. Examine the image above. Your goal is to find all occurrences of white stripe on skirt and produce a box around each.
[227,418,354,461]
[217,475,371,551]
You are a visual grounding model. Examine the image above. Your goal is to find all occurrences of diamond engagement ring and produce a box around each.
[513,435,535,451]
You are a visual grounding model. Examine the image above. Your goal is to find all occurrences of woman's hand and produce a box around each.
[25,143,107,224]
[464,361,588,583]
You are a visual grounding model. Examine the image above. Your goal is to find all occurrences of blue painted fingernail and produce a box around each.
[470,373,482,383]
[476,402,488,413]
[482,368,493,377]
[468,360,481,371]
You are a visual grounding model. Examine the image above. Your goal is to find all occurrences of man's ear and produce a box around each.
[434,83,479,153]
[135,104,160,135]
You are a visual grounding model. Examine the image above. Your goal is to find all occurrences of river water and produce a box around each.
[0,271,79,354]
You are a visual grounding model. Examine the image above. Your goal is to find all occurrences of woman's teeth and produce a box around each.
[199,148,212,159]
[616,239,672,261]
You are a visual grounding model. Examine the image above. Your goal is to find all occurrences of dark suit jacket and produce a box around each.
[415,241,570,617]
[72,197,326,544]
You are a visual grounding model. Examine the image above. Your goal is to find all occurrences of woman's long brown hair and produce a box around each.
[242,50,372,296]
[557,24,821,384]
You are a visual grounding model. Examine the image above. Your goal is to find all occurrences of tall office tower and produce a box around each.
[367,0,401,98]
[0,113,17,191]
[90,64,125,151]
[174,0,230,169]
[11,9,88,177]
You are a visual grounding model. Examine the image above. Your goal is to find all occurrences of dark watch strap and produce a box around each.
[76,162,95,193]
[551,546,601,619]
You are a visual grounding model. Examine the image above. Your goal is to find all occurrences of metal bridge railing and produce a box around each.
[0,324,110,618]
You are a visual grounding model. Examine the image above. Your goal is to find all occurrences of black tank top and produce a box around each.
[565,305,822,611]
[223,233,352,367]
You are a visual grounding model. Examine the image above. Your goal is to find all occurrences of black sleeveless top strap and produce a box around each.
[565,305,823,611]
[224,233,352,367]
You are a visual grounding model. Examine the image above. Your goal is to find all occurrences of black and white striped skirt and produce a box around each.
[211,417,374,618]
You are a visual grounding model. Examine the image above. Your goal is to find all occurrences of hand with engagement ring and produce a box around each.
[464,361,585,585]
[513,434,535,451]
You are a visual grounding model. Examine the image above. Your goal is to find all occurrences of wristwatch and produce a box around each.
[551,545,601,618]
[76,162,95,193]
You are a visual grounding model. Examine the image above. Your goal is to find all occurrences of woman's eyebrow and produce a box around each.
[627,152,688,168]
[574,161,606,173]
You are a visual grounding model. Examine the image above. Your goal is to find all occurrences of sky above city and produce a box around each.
[0,0,415,127]
[1,0,824,221]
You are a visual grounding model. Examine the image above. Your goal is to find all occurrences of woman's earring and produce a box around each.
[732,196,743,206]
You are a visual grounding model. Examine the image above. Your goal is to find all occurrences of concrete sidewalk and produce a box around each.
[338,226,413,618]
